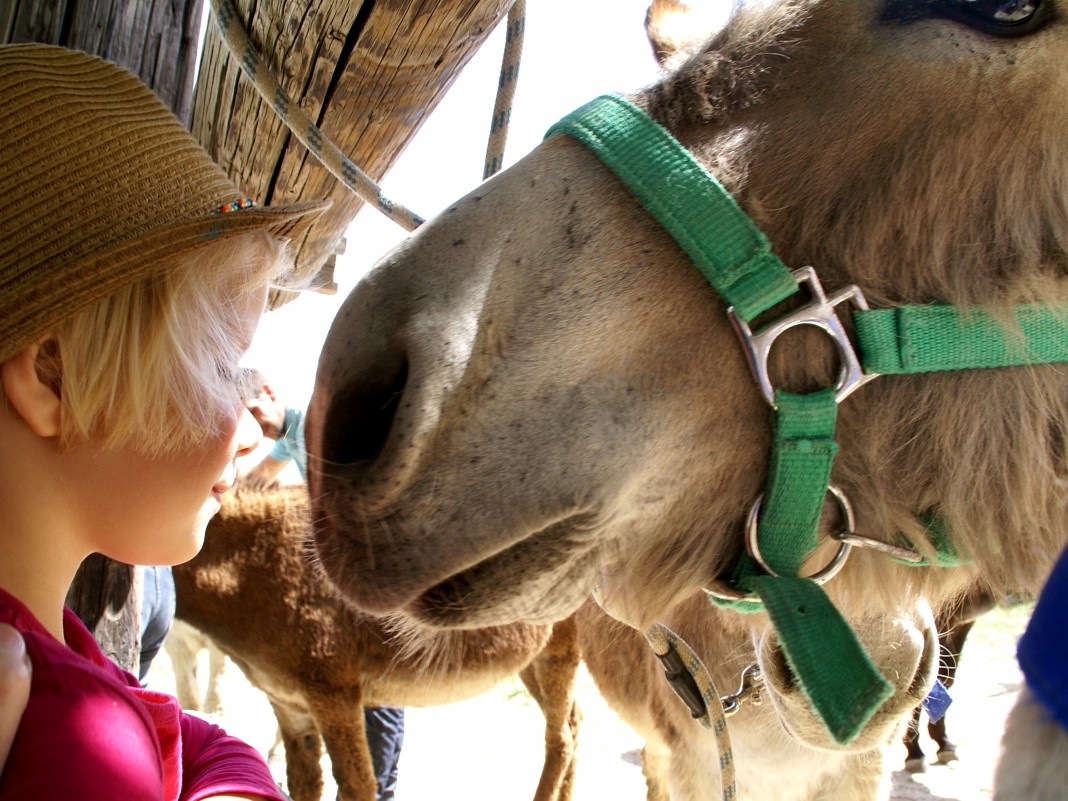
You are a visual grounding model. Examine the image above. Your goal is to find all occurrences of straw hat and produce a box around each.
[0,44,331,363]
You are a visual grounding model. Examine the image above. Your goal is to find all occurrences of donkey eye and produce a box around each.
[883,0,1054,35]
[944,0,1045,25]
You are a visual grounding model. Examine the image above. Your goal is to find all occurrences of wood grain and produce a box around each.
[192,0,515,299]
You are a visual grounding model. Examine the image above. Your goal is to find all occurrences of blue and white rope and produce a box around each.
[210,0,527,230]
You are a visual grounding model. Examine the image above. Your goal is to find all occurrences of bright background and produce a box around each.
[241,0,731,406]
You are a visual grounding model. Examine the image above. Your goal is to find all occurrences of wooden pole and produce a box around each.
[192,0,516,302]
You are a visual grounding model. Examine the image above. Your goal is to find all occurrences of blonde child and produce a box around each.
[0,44,328,799]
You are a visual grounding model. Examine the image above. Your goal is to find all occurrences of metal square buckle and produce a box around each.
[728,267,879,406]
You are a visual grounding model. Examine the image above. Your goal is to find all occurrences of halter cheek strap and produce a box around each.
[547,93,1068,745]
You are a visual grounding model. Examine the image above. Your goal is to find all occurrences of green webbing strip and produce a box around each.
[895,516,969,567]
[757,389,839,575]
[741,576,894,744]
[856,304,1068,374]
[548,94,890,745]
[546,94,798,322]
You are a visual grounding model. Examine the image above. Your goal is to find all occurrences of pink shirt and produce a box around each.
[0,586,286,800]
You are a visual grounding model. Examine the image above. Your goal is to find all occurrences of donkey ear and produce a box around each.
[645,0,726,67]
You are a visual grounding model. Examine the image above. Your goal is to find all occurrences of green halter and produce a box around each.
[546,94,1068,745]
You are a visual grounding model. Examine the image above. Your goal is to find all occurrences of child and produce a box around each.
[0,44,329,799]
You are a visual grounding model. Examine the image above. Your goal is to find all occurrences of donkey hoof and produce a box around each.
[935,747,958,765]
[904,757,927,773]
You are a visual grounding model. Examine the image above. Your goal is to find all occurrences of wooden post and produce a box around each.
[191,0,516,301]
[64,556,142,674]
[1,0,206,123]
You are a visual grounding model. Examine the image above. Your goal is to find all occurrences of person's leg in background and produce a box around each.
[139,565,176,686]
[364,706,405,801]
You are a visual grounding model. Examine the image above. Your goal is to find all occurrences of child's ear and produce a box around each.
[0,337,62,438]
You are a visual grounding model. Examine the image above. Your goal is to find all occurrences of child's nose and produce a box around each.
[235,408,263,459]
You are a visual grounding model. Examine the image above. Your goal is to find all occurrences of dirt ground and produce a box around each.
[147,602,1030,801]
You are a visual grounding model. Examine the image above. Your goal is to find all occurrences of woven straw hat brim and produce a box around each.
[0,200,330,364]
[0,43,331,364]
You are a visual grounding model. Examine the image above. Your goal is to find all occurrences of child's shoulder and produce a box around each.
[0,590,169,797]
[0,587,142,698]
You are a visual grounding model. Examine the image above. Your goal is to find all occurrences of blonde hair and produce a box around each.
[51,231,291,456]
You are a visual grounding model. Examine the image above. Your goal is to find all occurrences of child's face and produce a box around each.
[62,282,268,566]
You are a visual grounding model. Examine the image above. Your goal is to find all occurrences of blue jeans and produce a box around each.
[364,706,405,800]
[139,565,176,685]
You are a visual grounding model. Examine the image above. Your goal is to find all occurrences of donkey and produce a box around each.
[305,1,1068,797]
[173,487,580,801]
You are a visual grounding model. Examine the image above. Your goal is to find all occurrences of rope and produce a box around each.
[209,0,424,230]
[484,0,525,179]
[592,585,739,800]
[208,0,528,230]
[645,622,738,801]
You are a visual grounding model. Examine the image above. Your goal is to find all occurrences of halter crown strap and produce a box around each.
[546,93,797,322]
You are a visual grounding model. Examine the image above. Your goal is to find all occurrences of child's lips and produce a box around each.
[213,468,238,497]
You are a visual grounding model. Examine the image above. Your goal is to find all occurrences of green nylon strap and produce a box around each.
[856,304,1068,374]
[545,94,798,322]
[896,516,969,567]
[741,575,894,744]
[757,389,839,575]
[725,391,892,744]
[547,94,890,746]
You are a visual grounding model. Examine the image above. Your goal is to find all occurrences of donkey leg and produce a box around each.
[519,613,582,801]
[930,617,977,763]
[164,620,205,711]
[270,699,324,801]
[202,639,227,715]
[307,689,378,801]
[809,749,892,801]
[903,706,926,772]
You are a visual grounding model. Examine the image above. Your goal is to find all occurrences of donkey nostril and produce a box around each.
[321,359,409,468]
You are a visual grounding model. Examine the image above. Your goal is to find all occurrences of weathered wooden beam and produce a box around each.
[192,0,514,297]
[1,0,205,123]
[65,555,141,674]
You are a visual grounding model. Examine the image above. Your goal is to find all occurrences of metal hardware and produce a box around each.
[832,531,924,563]
[722,664,762,718]
[702,484,857,601]
[656,641,708,719]
[745,484,855,582]
[702,578,755,603]
[729,266,879,407]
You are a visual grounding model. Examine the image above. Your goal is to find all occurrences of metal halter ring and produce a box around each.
[744,483,855,582]
[703,578,755,603]
[703,484,856,602]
